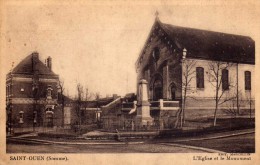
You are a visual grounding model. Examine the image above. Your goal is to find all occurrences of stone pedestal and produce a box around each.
[135,79,153,128]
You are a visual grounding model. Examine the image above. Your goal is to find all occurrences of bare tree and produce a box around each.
[245,90,253,119]
[223,90,242,117]
[76,83,84,133]
[207,61,235,126]
[234,89,242,117]
[94,92,100,108]
[94,92,101,126]
[95,92,100,100]
[58,79,65,127]
[175,59,196,128]
[85,87,93,101]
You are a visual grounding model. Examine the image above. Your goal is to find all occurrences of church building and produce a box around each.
[135,15,255,127]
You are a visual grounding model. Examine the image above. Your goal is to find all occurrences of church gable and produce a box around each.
[136,19,182,74]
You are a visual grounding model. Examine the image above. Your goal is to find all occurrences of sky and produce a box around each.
[1,0,259,98]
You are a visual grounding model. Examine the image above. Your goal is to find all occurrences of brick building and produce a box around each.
[6,52,62,133]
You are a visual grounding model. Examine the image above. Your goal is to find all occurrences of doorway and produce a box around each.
[46,109,54,127]
[170,83,176,100]
[153,77,163,101]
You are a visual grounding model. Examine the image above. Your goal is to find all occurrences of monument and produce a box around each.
[135,79,154,129]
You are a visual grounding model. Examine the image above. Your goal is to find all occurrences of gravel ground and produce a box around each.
[6,143,207,153]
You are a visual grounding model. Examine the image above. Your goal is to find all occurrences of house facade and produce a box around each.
[135,17,255,124]
[6,52,62,133]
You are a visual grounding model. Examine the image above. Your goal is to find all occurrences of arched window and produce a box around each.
[222,69,229,90]
[19,111,24,123]
[245,71,251,90]
[46,85,53,99]
[196,67,204,88]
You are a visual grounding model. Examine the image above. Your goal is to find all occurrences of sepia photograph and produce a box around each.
[0,0,259,164]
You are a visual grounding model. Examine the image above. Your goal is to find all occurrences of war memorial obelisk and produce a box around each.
[135,79,154,129]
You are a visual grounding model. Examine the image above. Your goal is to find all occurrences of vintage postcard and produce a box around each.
[0,0,259,164]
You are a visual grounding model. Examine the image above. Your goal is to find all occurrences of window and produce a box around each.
[245,71,251,90]
[7,85,9,96]
[46,85,53,99]
[222,69,229,90]
[19,111,24,123]
[196,67,204,88]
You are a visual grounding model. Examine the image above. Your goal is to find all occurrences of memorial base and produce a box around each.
[135,116,154,130]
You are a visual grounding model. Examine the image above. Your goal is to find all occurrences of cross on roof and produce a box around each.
[155,11,159,19]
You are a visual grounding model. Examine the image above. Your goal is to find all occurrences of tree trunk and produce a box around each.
[213,90,219,126]
[213,103,218,127]
[174,108,182,128]
[236,63,240,115]
[61,104,64,128]
[214,84,219,127]
[180,108,183,128]
[213,70,219,127]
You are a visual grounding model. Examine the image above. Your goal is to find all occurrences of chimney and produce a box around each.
[32,52,39,59]
[47,56,52,70]
[31,52,39,72]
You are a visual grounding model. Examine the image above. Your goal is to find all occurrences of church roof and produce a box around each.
[159,22,255,64]
[11,52,57,75]
[137,19,255,65]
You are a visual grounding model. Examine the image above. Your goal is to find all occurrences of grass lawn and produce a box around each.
[176,133,255,153]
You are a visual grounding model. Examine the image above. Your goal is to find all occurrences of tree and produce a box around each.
[58,79,65,127]
[245,90,253,119]
[175,59,196,128]
[85,87,93,101]
[94,92,101,126]
[207,61,235,126]
[223,90,242,117]
[76,83,84,133]
[95,92,100,100]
